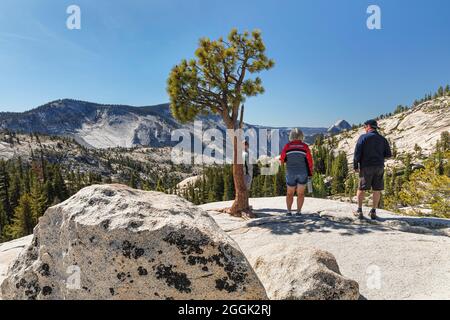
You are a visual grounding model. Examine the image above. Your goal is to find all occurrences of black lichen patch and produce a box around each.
[103,189,116,197]
[129,221,144,229]
[215,278,238,293]
[101,219,111,230]
[187,256,208,266]
[89,236,96,243]
[214,245,247,293]
[38,263,50,277]
[110,288,115,296]
[163,232,210,255]
[42,286,53,296]
[134,248,145,259]
[117,272,127,281]
[16,278,41,300]
[138,267,148,276]
[155,264,192,293]
[122,241,145,259]
[187,244,249,293]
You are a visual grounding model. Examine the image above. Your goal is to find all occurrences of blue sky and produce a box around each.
[0,0,449,127]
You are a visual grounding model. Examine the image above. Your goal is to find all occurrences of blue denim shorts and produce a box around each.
[286,172,308,187]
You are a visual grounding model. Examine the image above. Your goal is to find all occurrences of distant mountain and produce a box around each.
[334,96,450,163]
[327,120,352,134]
[0,99,330,149]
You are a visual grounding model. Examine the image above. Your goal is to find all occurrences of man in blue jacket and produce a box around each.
[353,120,392,219]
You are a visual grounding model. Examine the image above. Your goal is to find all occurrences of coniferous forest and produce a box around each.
[0,85,448,242]
[178,132,449,219]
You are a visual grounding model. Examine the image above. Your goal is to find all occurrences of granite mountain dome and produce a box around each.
[327,120,352,134]
[0,99,330,149]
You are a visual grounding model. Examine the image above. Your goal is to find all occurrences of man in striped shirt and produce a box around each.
[280,129,314,216]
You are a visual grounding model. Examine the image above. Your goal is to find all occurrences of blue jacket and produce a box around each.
[353,130,392,170]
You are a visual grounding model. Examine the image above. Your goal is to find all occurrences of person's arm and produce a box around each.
[353,136,363,171]
[305,145,314,177]
[280,144,288,164]
[384,138,392,159]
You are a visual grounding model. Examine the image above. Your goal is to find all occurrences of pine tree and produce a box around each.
[0,160,12,222]
[30,181,48,221]
[331,152,348,194]
[156,178,165,193]
[0,202,7,240]
[52,165,68,202]
[9,173,21,211]
[223,166,234,201]
[7,194,35,238]
[262,175,273,197]
[344,174,355,201]
[403,153,412,182]
[128,171,139,189]
[312,173,328,198]
[167,29,274,215]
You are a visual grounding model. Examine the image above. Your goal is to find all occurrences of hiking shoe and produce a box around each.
[353,210,363,219]
[295,212,302,217]
[286,212,293,217]
[370,209,378,220]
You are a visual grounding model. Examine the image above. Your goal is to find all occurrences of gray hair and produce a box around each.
[289,128,304,142]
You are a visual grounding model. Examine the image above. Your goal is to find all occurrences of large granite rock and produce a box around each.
[1,185,267,300]
[201,197,450,300]
[252,245,359,300]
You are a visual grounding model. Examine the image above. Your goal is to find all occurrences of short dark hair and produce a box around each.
[364,119,379,129]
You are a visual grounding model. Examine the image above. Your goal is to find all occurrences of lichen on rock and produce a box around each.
[0,184,267,300]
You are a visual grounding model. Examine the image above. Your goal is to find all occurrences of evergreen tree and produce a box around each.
[0,202,7,240]
[52,165,68,202]
[167,28,274,215]
[331,152,348,194]
[155,178,165,193]
[30,181,48,221]
[128,171,139,189]
[7,194,35,238]
[223,166,234,201]
[403,153,412,182]
[312,173,328,198]
[0,160,12,222]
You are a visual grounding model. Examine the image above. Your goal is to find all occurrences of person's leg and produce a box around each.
[357,190,365,209]
[355,167,371,217]
[372,191,381,209]
[286,187,296,214]
[370,167,385,219]
[296,185,306,214]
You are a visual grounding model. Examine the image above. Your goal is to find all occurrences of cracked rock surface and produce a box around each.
[0,185,267,300]
[201,197,450,300]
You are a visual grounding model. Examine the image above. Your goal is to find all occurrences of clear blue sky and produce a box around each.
[0,0,449,127]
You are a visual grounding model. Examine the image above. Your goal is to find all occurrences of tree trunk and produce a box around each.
[229,135,250,216]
